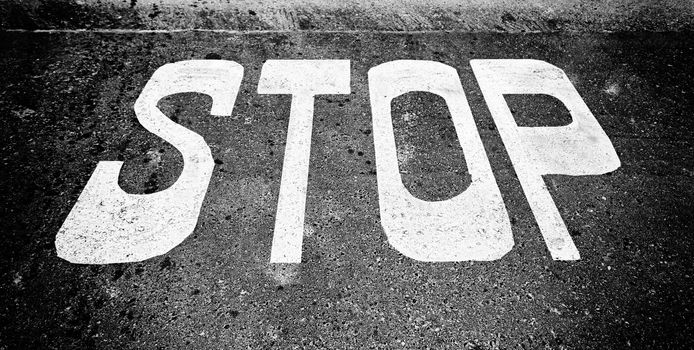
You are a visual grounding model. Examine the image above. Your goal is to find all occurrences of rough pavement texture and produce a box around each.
[0,31,692,349]
[2,0,694,31]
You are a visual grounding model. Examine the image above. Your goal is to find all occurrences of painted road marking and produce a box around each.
[55,60,244,264]
[55,59,620,265]
[369,60,512,261]
[471,59,621,260]
[258,60,351,263]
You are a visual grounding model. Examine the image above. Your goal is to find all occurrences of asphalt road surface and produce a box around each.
[0,30,692,349]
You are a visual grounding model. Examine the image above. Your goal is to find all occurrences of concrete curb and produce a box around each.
[1,0,693,32]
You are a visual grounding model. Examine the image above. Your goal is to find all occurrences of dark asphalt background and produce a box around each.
[0,32,692,349]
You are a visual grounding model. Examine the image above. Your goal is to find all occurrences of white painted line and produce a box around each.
[55,60,243,264]
[2,28,562,35]
[471,59,621,260]
[368,60,513,261]
[258,60,351,263]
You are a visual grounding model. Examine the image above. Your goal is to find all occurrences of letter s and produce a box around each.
[55,60,243,264]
